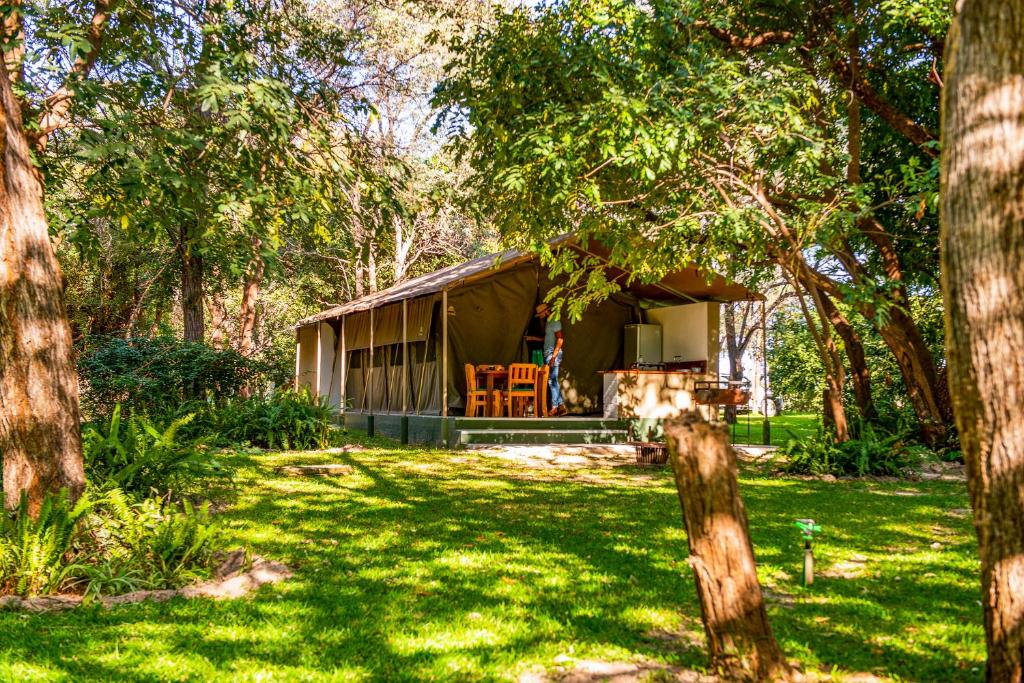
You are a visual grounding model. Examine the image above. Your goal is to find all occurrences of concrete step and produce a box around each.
[454,417,627,431]
[457,428,629,446]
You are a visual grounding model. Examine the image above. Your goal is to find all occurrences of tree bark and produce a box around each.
[147,302,164,338]
[665,414,792,681]
[178,226,204,343]
[207,293,228,350]
[805,261,947,443]
[367,235,378,293]
[237,241,263,398]
[238,238,263,358]
[876,305,950,445]
[818,292,876,422]
[941,3,1024,680]
[723,303,746,424]
[0,59,86,514]
[789,264,850,441]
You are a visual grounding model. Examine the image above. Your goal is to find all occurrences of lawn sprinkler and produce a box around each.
[794,518,821,587]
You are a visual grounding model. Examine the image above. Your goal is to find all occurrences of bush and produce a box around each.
[212,388,334,450]
[775,424,923,477]
[80,491,218,593]
[0,490,94,596]
[78,335,263,420]
[0,489,219,598]
[82,405,227,497]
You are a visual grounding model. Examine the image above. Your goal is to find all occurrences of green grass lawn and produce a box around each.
[0,436,983,681]
[730,412,821,446]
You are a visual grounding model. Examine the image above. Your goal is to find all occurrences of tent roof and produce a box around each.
[296,238,758,328]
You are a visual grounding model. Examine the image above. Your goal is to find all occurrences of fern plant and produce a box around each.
[0,490,95,596]
[95,490,218,589]
[82,405,226,496]
[214,388,334,450]
[775,423,922,477]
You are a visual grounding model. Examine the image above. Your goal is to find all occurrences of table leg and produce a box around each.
[485,375,495,417]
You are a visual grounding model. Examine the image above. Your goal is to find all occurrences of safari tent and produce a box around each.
[293,237,757,444]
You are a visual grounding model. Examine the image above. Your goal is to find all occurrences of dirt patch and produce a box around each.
[821,554,870,580]
[465,445,639,469]
[0,551,291,613]
[320,445,370,454]
[519,657,714,682]
[274,464,353,477]
[762,587,797,609]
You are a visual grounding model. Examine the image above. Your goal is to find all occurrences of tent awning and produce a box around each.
[295,236,758,328]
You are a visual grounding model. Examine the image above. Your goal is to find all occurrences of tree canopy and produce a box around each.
[436,0,952,444]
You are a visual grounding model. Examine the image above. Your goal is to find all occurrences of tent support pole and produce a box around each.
[403,300,409,415]
[402,299,409,443]
[294,329,301,391]
[761,298,771,445]
[442,289,449,445]
[368,307,375,436]
[339,316,347,416]
[314,324,322,399]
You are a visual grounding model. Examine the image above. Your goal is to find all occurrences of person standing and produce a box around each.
[535,303,567,416]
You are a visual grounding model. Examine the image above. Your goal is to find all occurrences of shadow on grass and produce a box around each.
[0,441,983,682]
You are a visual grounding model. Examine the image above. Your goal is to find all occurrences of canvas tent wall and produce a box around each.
[294,239,757,416]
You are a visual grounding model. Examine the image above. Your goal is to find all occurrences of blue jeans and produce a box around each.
[545,350,563,409]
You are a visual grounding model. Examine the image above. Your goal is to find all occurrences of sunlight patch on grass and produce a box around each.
[0,437,985,682]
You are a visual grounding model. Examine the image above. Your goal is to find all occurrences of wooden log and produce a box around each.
[665,412,792,681]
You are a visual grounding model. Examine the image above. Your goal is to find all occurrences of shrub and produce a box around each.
[84,491,218,591]
[82,405,227,497]
[213,388,335,450]
[78,335,263,420]
[0,490,94,596]
[0,489,219,598]
[775,424,922,477]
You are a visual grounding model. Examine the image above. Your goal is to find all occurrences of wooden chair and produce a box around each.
[490,390,505,417]
[464,363,488,417]
[506,363,539,417]
[535,364,550,418]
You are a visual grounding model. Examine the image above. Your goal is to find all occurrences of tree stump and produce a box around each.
[665,412,792,681]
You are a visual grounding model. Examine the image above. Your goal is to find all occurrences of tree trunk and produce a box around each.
[0,59,86,514]
[147,302,164,338]
[367,236,378,293]
[393,215,411,284]
[790,266,850,441]
[207,293,228,350]
[723,303,745,424]
[876,306,950,445]
[808,244,952,445]
[818,292,876,422]
[941,4,1024,680]
[665,414,792,681]
[238,239,263,358]
[178,227,204,343]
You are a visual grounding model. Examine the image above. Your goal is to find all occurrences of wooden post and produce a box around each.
[293,329,301,391]
[402,299,409,416]
[761,298,771,445]
[441,290,449,446]
[339,315,347,413]
[314,324,322,399]
[369,308,375,415]
[665,413,791,681]
[402,299,409,444]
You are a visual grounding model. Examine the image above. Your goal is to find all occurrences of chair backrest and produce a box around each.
[508,363,538,388]
[465,363,479,392]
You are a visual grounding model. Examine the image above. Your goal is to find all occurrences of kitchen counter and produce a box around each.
[600,370,715,419]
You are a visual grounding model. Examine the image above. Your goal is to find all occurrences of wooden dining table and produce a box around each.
[475,366,508,417]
